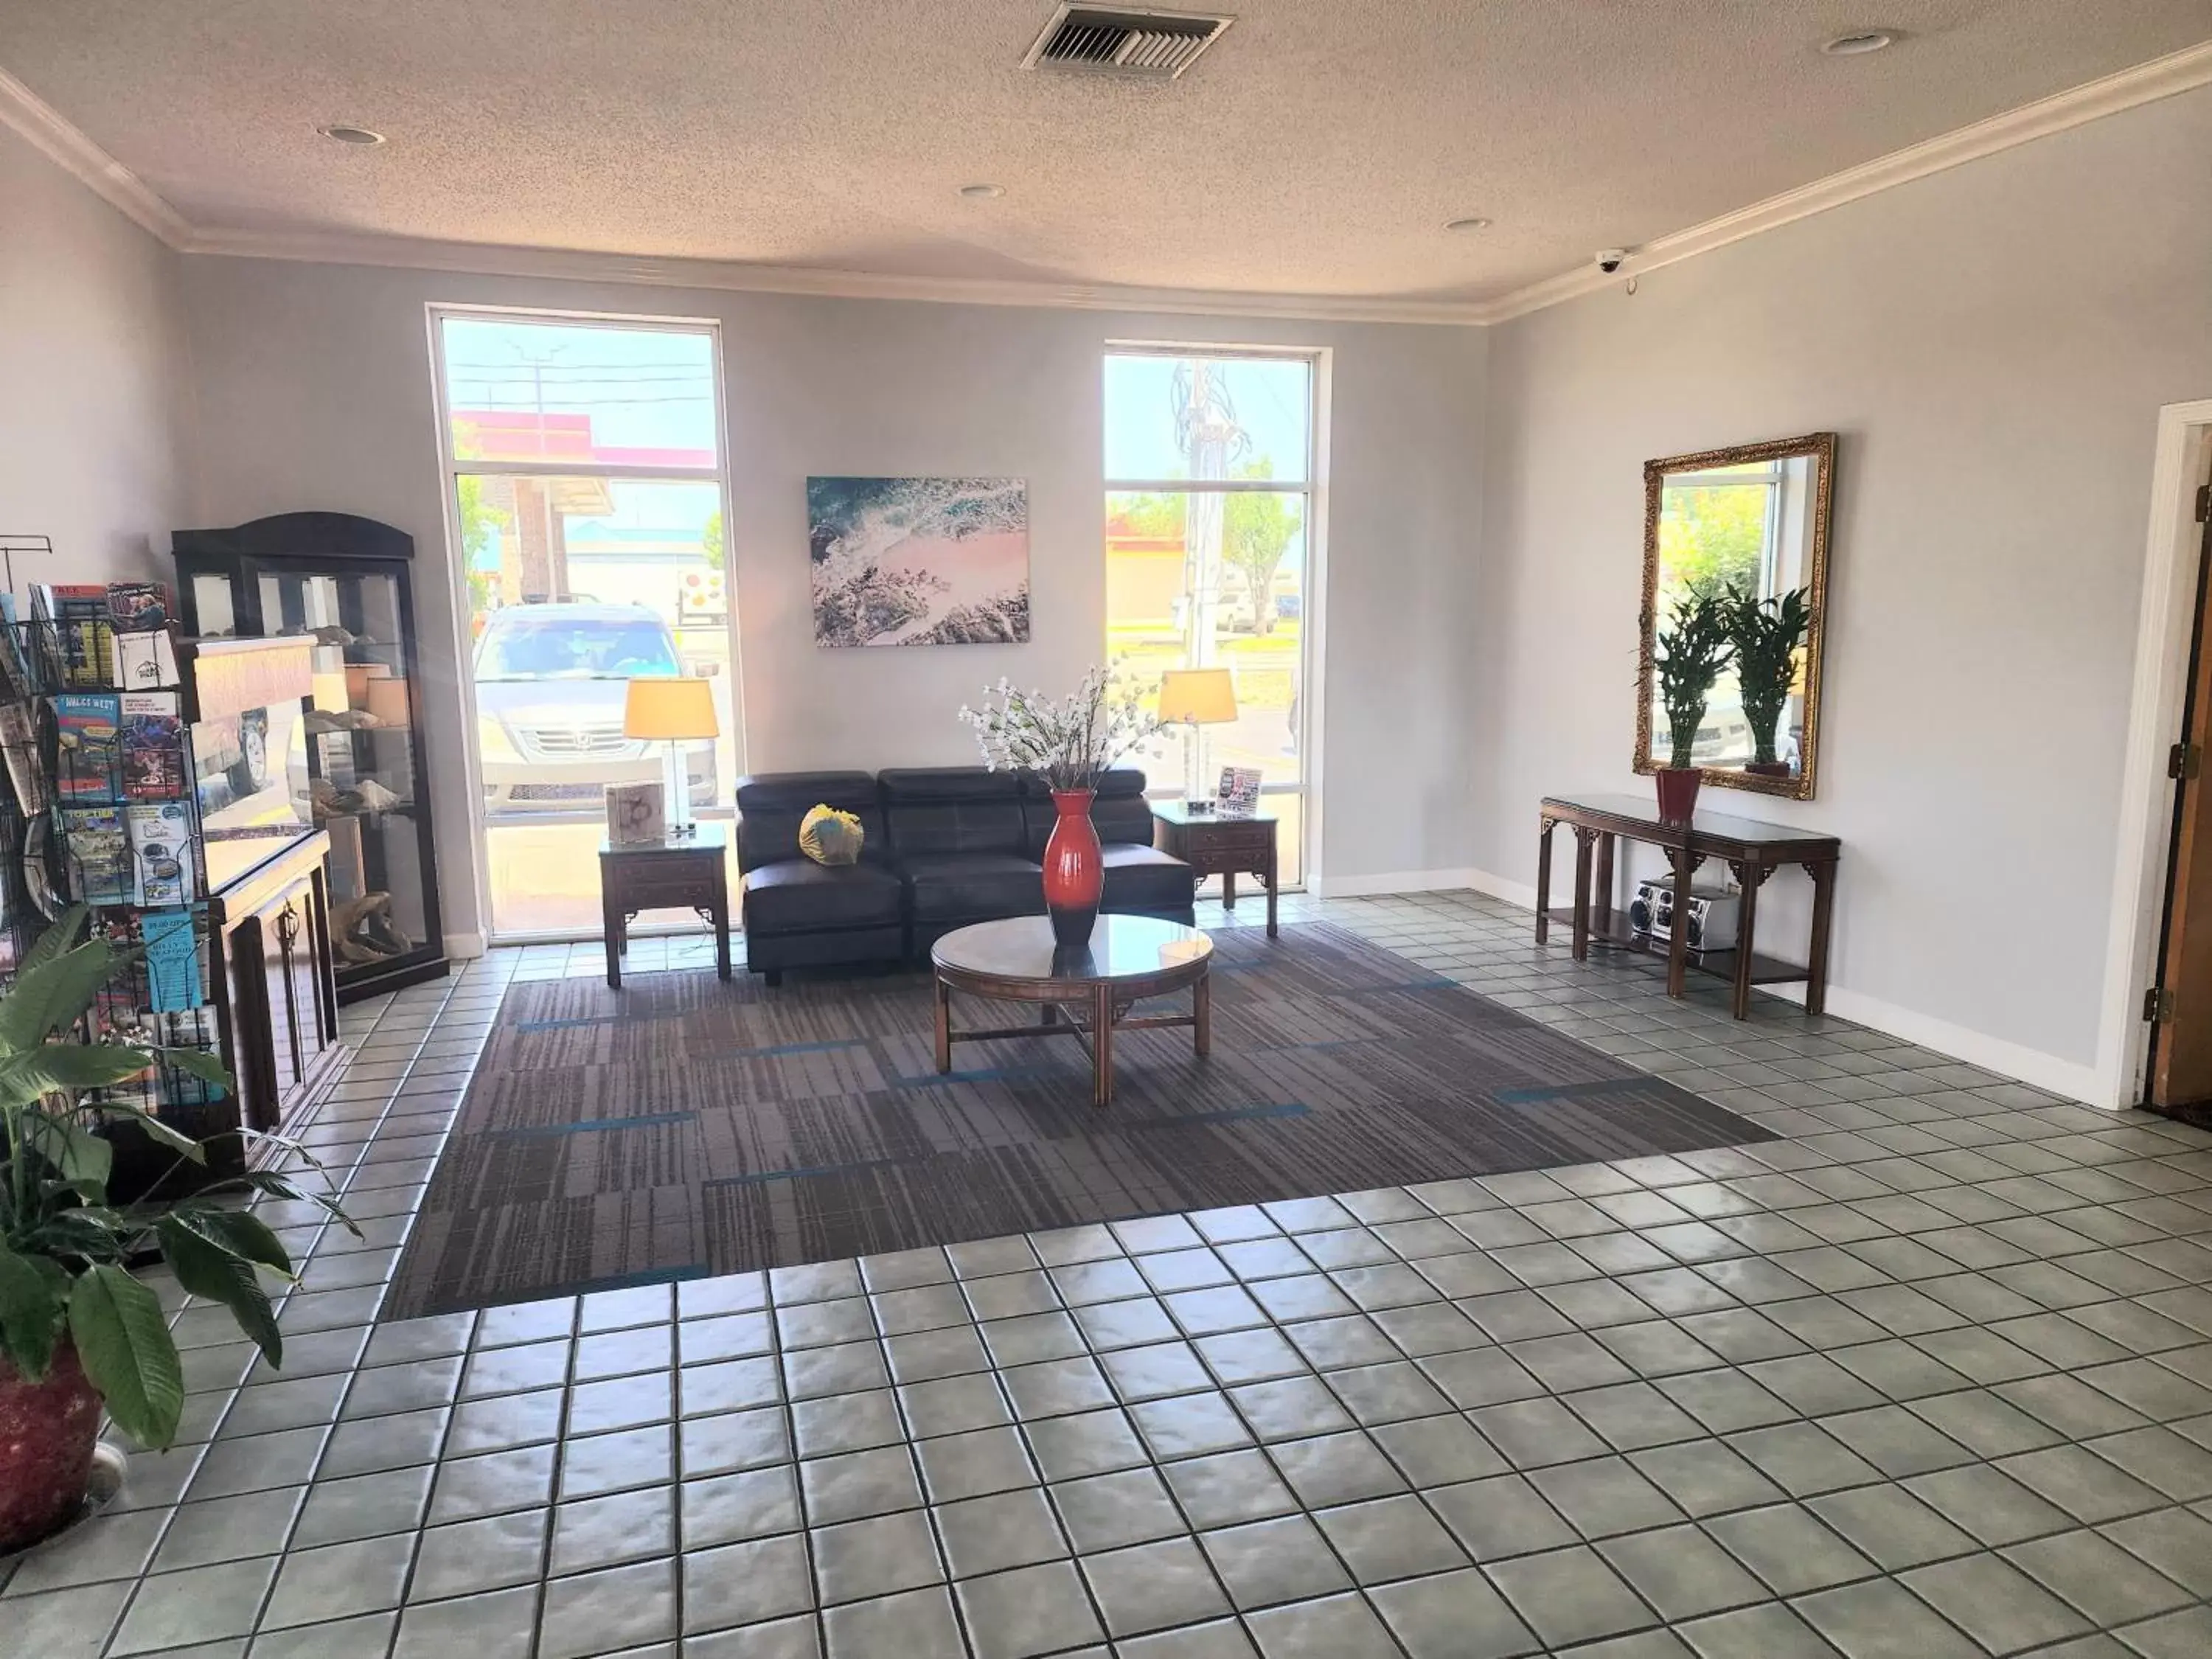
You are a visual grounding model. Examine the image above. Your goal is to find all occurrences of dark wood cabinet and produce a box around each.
[209,832,344,1134]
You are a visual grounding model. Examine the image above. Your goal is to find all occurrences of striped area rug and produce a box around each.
[386,922,1771,1317]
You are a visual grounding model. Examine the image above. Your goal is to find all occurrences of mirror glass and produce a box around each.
[1637,434,1834,799]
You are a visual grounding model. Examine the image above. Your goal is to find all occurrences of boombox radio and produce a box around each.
[1627,880,1740,952]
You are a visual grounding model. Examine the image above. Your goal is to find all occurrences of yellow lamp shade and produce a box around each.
[1157,667,1238,725]
[623,675,720,741]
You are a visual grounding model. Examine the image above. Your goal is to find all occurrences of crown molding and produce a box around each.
[178,225,1490,326]
[0,63,191,244]
[1477,37,2212,324]
[11,37,2211,328]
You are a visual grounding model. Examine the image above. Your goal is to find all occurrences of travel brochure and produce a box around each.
[120,691,187,799]
[1217,765,1263,817]
[50,691,122,801]
[125,800,195,905]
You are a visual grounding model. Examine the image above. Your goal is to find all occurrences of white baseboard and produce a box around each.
[1461,868,2104,1107]
[444,931,489,961]
[1310,868,1480,900]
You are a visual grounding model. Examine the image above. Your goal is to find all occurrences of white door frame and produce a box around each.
[2095,398,2212,1109]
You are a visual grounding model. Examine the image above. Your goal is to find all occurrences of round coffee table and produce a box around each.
[931,914,1214,1108]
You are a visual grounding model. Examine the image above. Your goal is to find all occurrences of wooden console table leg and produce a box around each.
[602,876,624,990]
[1806,858,1837,1016]
[1730,861,1764,1020]
[1535,818,1555,943]
[1262,845,1278,938]
[1194,973,1212,1057]
[1571,828,1595,961]
[1665,842,1694,998]
[1593,832,1615,933]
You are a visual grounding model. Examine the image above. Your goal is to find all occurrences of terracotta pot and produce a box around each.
[1653,768,1702,824]
[0,1341,103,1554]
[1042,789,1104,953]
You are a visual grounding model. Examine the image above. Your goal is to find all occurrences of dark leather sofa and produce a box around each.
[735,766,1195,982]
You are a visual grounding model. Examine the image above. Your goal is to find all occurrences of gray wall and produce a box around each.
[1477,85,2212,1086]
[0,124,190,583]
[175,260,1488,945]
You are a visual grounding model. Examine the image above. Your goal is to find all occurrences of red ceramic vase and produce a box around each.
[0,1341,102,1554]
[1654,768,1702,824]
[1043,788,1104,953]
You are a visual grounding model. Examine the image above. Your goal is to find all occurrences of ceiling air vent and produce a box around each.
[1023,5,1235,80]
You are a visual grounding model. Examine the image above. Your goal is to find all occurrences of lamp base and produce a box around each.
[664,744,695,838]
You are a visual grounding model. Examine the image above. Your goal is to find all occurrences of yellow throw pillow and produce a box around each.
[799,804,865,866]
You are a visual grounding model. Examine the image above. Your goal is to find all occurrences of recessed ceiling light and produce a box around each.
[316,124,386,146]
[959,183,1006,200]
[1444,217,1492,233]
[1821,30,1896,55]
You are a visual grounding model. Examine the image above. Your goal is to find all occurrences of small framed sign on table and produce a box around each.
[606,782,667,847]
[1217,766,1262,817]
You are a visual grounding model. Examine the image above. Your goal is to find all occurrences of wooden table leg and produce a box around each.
[1535,818,1555,942]
[933,975,953,1073]
[1593,832,1615,933]
[1571,829,1594,961]
[712,874,732,982]
[602,870,624,990]
[1040,1002,1058,1026]
[1666,842,1694,998]
[1730,862,1764,1020]
[1263,846,1278,937]
[1194,973,1212,1057]
[1806,858,1837,1016]
[1091,983,1116,1108]
[1222,869,1238,910]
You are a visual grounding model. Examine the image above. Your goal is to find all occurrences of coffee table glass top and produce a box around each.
[932,914,1213,984]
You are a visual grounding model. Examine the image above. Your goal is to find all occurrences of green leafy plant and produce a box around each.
[1652,588,1735,770]
[1725,584,1812,768]
[0,908,354,1447]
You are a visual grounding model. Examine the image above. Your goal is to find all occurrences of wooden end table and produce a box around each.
[1152,799,1279,936]
[599,821,733,990]
[931,914,1214,1107]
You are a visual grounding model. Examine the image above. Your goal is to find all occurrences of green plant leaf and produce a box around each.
[154,1216,283,1366]
[67,1264,184,1448]
[0,1043,159,1107]
[0,1244,67,1381]
[0,928,116,1054]
[88,1103,208,1164]
[22,1110,114,1195]
[166,1206,293,1276]
[7,905,90,990]
[153,1047,232,1088]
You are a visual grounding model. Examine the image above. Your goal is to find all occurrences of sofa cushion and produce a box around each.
[737,771,887,872]
[742,858,904,934]
[900,852,1043,923]
[881,767,1028,860]
[1101,843,1197,914]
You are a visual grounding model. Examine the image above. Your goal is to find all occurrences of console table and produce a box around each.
[599,823,733,990]
[1536,793,1839,1019]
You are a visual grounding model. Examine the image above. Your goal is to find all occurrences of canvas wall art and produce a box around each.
[808,476,1029,647]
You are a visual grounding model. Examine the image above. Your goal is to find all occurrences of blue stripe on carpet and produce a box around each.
[1494,1076,1672,1106]
[723,1038,870,1060]
[489,1110,696,1137]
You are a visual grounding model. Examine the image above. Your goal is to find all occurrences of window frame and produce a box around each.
[426,302,742,945]
[1102,342,1326,883]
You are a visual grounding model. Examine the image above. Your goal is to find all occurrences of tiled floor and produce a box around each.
[11,890,2212,1658]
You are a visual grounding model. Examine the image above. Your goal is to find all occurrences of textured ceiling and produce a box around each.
[2,1,2208,303]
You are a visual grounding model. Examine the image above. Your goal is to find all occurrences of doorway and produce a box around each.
[2147,473,2212,1110]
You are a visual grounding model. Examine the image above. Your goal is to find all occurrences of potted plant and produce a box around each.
[1725,584,1812,778]
[1650,588,1734,822]
[960,666,1161,951]
[0,908,352,1554]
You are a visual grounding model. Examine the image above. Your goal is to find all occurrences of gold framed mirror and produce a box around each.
[1635,432,1836,800]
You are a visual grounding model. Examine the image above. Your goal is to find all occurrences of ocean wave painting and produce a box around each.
[807,476,1029,648]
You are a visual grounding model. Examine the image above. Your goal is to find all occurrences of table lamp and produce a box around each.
[623,675,719,837]
[1156,667,1237,810]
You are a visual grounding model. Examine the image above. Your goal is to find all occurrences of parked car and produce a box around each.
[473,602,716,815]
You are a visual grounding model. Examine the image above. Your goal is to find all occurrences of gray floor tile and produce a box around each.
[1311,1494,1468,1583]
[1790,1577,1982,1659]
[1530,1455,1687,1537]
[392,1585,538,1659]
[2001,1527,2196,1625]
[1113,1618,1259,1658]
[1199,1514,1352,1609]
[953,1559,1104,1659]
[406,1509,546,1601]
[1079,1536,1229,1635]
[539,1558,679,1658]
[1244,1590,1403,1658]
[1599,1526,1770,1620]
[110,1558,278,1655]
[935,1486,1068,1578]
[1161,1449,1301,1529]
[1806,1484,1977,1570]
[1049,1467,1185,1551]
[811,1509,944,1605]
[1700,1503,1877,1596]
[1674,1602,1846,1659]
[682,1533,814,1634]
[821,1587,958,1658]
[258,1533,415,1629]
[1368,1566,1542,1658]
[1902,1551,2094,1653]
[1485,1543,1656,1646]
[681,1464,803,1548]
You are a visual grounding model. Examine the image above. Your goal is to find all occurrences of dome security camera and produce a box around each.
[1595,248,1629,275]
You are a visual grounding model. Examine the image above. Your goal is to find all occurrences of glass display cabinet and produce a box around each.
[173,512,447,1001]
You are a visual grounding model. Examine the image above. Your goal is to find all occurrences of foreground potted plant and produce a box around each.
[960,666,1161,951]
[0,908,352,1554]
[1650,589,1733,822]
[1725,584,1812,778]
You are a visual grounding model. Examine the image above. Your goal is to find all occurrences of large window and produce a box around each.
[432,310,738,940]
[1105,349,1317,884]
